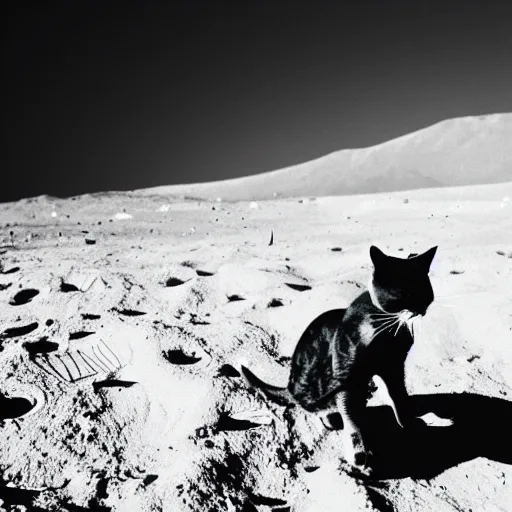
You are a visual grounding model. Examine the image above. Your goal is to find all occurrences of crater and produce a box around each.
[285,283,312,292]
[0,283,12,291]
[163,349,202,365]
[9,289,39,306]
[2,322,39,339]
[0,391,41,420]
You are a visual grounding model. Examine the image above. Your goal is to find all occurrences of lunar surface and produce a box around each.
[0,118,512,510]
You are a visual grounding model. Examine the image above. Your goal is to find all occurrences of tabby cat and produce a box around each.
[241,245,444,473]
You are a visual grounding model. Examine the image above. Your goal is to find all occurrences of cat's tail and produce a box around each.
[240,365,296,406]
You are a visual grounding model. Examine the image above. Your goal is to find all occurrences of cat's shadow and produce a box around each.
[334,392,512,480]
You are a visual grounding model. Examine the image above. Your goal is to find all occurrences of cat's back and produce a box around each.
[287,308,347,411]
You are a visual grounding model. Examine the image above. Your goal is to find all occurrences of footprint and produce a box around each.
[23,337,59,356]
[2,322,39,339]
[285,283,312,292]
[9,289,39,306]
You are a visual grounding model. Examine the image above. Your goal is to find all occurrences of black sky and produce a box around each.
[3,0,512,203]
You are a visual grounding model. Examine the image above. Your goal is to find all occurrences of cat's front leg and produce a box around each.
[374,369,421,429]
[336,390,371,472]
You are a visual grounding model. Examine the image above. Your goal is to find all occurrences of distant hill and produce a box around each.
[139,113,512,200]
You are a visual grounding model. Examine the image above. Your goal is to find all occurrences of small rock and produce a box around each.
[113,212,132,220]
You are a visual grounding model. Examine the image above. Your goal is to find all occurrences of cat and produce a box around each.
[241,245,448,474]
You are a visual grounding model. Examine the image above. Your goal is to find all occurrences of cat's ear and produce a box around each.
[369,245,387,267]
[418,246,437,271]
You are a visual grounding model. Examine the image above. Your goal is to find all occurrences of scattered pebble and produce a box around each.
[114,212,133,220]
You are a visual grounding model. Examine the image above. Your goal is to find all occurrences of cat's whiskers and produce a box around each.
[369,313,398,321]
[370,317,401,340]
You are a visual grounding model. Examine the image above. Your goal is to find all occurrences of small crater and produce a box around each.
[248,493,287,507]
[407,253,419,259]
[196,269,214,277]
[93,379,137,392]
[69,331,95,340]
[0,282,12,291]
[330,247,342,252]
[218,364,241,378]
[467,355,481,363]
[9,288,39,305]
[23,337,59,356]
[227,294,245,302]
[449,270,464,275]
[285,283,312,292]
[60,280,79,292]
[166,277,187,287]
[85,238,96,245]
[190,314,211,325]
[82,313,101,320]
[267,298,284,308]
[217,410,272,431]
[2,322,39,339]
[0,391,37,420]
[142,475,158,487]
[112,308,147,316]
[304,466,320,473]
[216,414,263,432]
[2,266,20,274]
[163,349,202,365]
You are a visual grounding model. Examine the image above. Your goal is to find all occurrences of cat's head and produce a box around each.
[369,245,437,316]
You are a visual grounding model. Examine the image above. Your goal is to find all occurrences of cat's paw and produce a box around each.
[343,431,373,475]
[417,412,454,427]
[397,415,429,430]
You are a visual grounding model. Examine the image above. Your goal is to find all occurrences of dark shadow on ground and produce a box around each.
[356,393,512,480]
